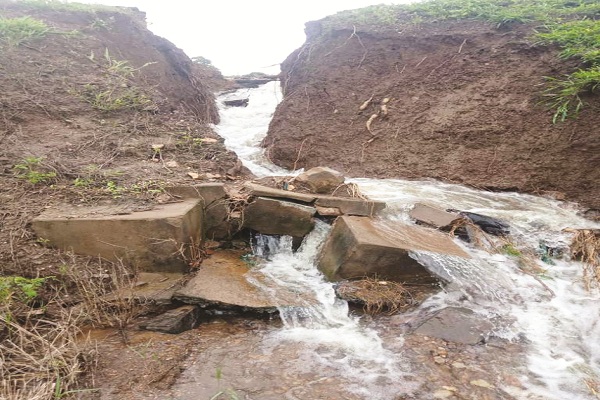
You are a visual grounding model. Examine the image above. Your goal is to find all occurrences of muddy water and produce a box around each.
[160,83,600,400]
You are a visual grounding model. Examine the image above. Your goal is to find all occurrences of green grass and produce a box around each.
[17,0,127,13]
[13,157,57,184]
[324,0,600,122]
[536,20,600,121]
[0,16,49,46]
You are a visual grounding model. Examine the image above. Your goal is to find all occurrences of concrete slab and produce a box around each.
[173,250,303,312]
[243,197,315,237]
[244,183,386,217]
[244,182,316,203]
[32,199,202,272]
[318,216,470,283]
[409,203,460,229]
[296,167,345,194]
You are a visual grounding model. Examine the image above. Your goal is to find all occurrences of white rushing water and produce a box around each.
[215,82,600,399]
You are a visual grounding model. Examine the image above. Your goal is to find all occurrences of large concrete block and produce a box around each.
[317,216,470,283]
[32,199,202,272]
[165,183,235,240]
[243,197,315,237]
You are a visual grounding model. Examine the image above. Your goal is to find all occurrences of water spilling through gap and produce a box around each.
[178,82,600,400]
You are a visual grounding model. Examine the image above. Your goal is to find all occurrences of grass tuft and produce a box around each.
[0,16,49,47]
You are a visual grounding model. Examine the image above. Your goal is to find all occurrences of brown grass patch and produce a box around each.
[335,278,415,315]
[568,229,600,290]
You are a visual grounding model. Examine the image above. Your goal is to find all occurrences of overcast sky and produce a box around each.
[66,0,406,75]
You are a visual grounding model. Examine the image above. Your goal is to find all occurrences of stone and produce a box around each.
[409,203,460,229]
[314,196,385,217]
[32,199,202,272]
[315,205,342,217]
[413,307,493,345]
[449,209,510,236]
[132,272,184,305]
[317,216,469,283]
[245,182,317,203]
[223,98,249,107]
[470,379,494,389]
[243,197,315,237]
[173,250,304,312]
[296,167,345,194]
[245,183,386,217]
[140,305,201,334]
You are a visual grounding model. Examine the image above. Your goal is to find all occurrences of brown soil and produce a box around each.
[263,18,600,214]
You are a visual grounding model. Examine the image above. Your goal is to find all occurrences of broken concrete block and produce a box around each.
[140,305,201,334]
[413,307,493,344]
[317,216,470,283]
[244,182,316,203]
[409,203,460,229]
[173,250,303,312]
[243,197,315,237]
[32,199,202,272]
[314,196,386,217]
[296,167,345,194]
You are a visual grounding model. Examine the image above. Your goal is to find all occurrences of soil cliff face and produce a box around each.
[264,18,600,212]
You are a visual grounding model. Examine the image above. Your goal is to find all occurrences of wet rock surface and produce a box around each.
[412,307,494,345]
[295,166,345,194]
[173,250,303,312]
[243,197,316,237]
[318,216,470,282]
[140,305,202,334]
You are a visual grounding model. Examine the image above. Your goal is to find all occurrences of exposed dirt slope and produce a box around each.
[0,2,244,277]
[264,18,600,213]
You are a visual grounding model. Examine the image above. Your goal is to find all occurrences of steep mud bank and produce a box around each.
[264,18,600,213]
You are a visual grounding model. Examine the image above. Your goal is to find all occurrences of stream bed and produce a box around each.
[161,82,600,400]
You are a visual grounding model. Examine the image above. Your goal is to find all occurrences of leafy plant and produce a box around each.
[13,157,57,184]
[0,276,47,306]
[0,16,49,47]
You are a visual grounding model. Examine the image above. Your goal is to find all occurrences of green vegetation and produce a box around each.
[501,243,523,257]
[13,156,57,184]
[326,0,600,122]
[0,276,47,307]
[81,49,155,111]
[536,20,600,122]
[17,0,125,13]
[0,16,49,46]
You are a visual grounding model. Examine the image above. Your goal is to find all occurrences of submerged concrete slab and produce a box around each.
[413,307,493,344]
[317,216,470,283]
[173,250,303,312]
[243,197,315,237]
[32,200,202,272]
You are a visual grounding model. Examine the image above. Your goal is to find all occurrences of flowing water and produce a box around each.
[173,82,600,399]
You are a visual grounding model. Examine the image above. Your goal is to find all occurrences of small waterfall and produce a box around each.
[250,221,414,397]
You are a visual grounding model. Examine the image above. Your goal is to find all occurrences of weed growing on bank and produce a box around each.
[0,16,49,46]
[13,156,57,184]
[326,0,600,122]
